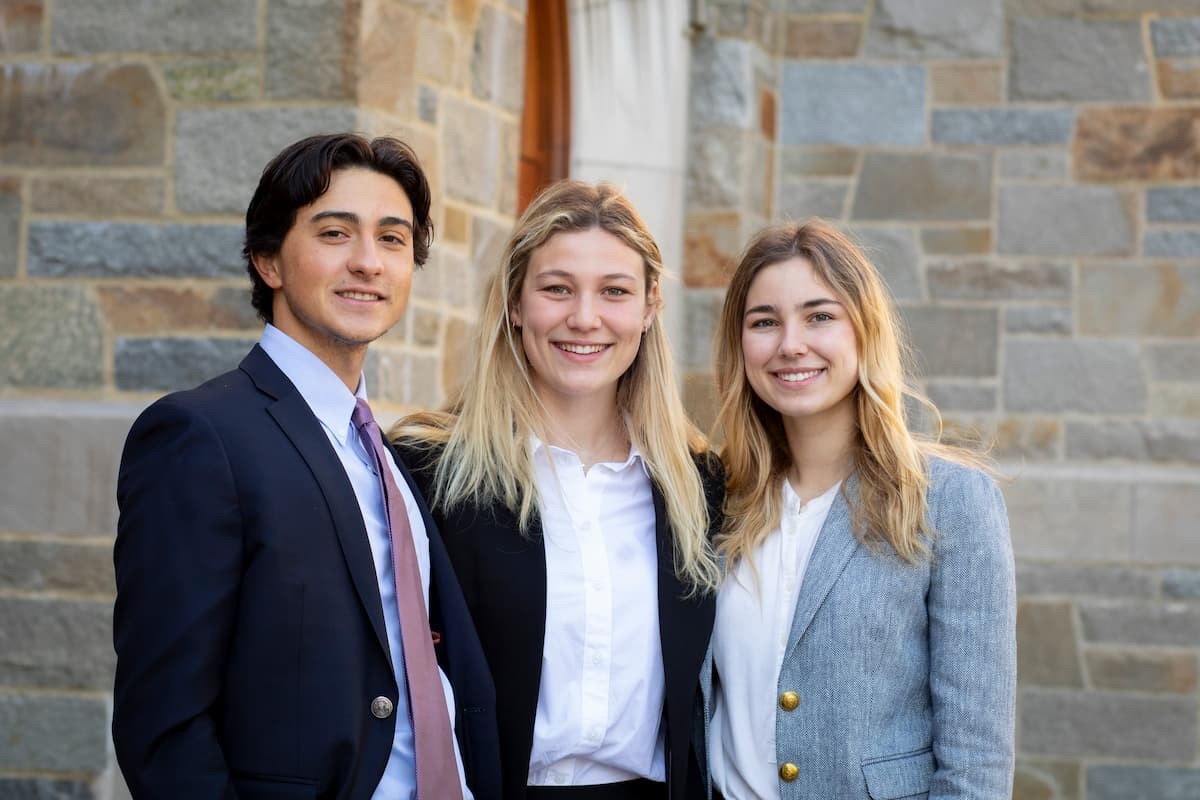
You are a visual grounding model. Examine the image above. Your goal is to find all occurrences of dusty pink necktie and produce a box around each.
[352,399,463,800]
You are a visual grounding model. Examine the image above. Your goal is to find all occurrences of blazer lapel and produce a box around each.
[783,475,860,660]
[241,346,391,659]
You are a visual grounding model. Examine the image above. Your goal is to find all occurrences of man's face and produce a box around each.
[255,167,415,375]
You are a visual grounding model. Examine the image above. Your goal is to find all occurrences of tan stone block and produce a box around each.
[31,176,163,216]
[1079,263,1200,338]
[1019,601,1084,688]
[684,212,740,289]
[1013,759,1082,800]
[1086,649,1198,694]
[683,372,720,437]
[416,17,457,83]
[1075,107,1200,182]
[780,148,857,177]
[921,227,991,255]
[443,204,470,244]
[1,0,43,52]
[411,305,441,347]
[1158,58,1200,100]
[358,3,419,113]
[759,87,776,142]
[992,417,1061,460]
[782,18,862,59]
[97,287,256,333]
[930,62,1004,105]
[1151,383,1200,417]
[441,316,474,400]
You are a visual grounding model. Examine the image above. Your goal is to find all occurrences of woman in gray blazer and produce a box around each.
[703,220,1016,800]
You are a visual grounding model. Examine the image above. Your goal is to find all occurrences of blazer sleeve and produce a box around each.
[112,397,242,799]
[926,464,1017,800]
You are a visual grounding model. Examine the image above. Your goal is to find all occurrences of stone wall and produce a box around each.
[0,1,523,796]
[684,1,1200,798]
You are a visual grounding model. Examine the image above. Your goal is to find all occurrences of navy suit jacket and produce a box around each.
[394,439,722,800]
[112,345,501,800]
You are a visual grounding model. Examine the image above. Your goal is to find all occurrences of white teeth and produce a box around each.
[558,343,606,354]
[339,291,379,301]
[778,369,822,382]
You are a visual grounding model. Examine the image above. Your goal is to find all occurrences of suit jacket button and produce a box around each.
[779,763,799,782]
[371,696,394,719]
[779,690,800,711]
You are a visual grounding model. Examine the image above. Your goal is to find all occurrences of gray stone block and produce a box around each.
[783,0,866,9]
[687,129,751,210]
[902,306,998,378]
[928,260,1071,301]
[0,692,108,772]
[1152,384,1200,418]
[1010,17,1151,102]
[998,185,1134,257]
[0,598,114,689]
[1004,477,1131,561]
[471,4,524,113]
[27,222,244,278]
[0,183,18,278]
[174,107,357,215]
[776,181,847,220]
[1147,187,1200,223]
[0,401,135,535]
[1019,688,1197,760]
[1004,340,1146,414]
[1135,483,1200,564]
[1145,229,1200,259]
[1005,306,1072,336]
[780,64,926,147]
[854,153,992,222]
[1086,648,1198,694]
[30,176,164,217]
[266,0,350,99]
[1081,602,1200,646]
[163,58,259,103]
[0,286,102,389]
[51,0,256,53]
[932,109,1074,146]
[780,148,858,177]
[115,337,255,393]
[997,151,1069,180]
[1016,562,1157,598]
[926,382,995,412]
[0,778,95,800]
[1147,343,1200,380]
[853,226,922,301]
[1080,263,1200,337]
[0,541,114,594]
[684,290,725,371]
[1164,569,1200,599]
[864,0,1004,59]
[1089,766,1200,800]
[1152,18,1200,57]
[1066,420,1200,464]
[1017,601,1083,687]
[0,62,165,167]
[418,85,438,124]
[1012,761,1080,800]
[691,37,752,130]
[442,96,500,207]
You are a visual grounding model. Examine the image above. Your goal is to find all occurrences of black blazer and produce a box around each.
[112,346,501,800]
[395,439,722,800]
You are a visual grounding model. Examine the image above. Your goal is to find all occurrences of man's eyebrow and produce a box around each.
[309,210,413,230]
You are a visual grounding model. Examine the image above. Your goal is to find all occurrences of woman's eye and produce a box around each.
[602,286,631,296]
[810,312,833,323]
[542,285,570,295]
[749,318,777,328]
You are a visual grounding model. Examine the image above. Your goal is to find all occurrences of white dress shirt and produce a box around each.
[710,479,841,800]
[259,325,472,800]
[526,437,666,787]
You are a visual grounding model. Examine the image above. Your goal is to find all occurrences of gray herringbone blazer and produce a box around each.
[702,458,1016,800]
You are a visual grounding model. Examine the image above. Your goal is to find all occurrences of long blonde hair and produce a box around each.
[393,180,720,594]
[714,219,982,567]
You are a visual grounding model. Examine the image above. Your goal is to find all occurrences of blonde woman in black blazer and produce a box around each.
[392,181,722,800]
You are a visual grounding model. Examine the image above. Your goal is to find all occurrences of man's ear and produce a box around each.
[252,252,283,290]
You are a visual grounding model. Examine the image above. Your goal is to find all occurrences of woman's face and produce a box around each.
[740,256,859,427]
[511,227,656,410]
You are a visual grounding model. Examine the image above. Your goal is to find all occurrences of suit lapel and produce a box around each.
[241,346,391,659]
[783,475,860,660]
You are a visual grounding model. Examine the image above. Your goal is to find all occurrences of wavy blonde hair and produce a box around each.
[393,180,720,594]
[714,219,983,567]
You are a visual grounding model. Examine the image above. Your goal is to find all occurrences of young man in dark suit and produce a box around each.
[112,133,500,800]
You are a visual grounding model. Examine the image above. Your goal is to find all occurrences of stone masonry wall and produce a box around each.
[684,1,1200,798]
[0,1,524,796]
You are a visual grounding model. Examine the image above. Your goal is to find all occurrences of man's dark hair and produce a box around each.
[242,132,434,323]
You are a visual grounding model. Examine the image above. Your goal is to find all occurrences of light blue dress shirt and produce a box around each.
[259,325,471,800]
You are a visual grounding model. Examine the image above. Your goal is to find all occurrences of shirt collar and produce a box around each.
[259,324,366,445]
[529,431,650,478]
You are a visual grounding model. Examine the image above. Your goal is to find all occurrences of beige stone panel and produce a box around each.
[684,212,741,289]
[443,205,471,245]
[780,147,858,177]
[1133,483,1200,564]
[1017,601,1083,688]
[31,176,163,216]
[416,17,458,83]
[441,316,474,400]
[930,62,1004,105]
[1011,760,1081,800]
[782,18,862,59]
[1079,263,1200,338]
[1075,107,1200,182]
[1086,648,1198,694]
[1004,477,1131,561]
[1151,384,1200,418]
[359,2,419,113]
[97,287,258,334]
[683,372,720,436]
[1158,58,1200,101]
[0,0,44,52]
[920,227,991,255]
